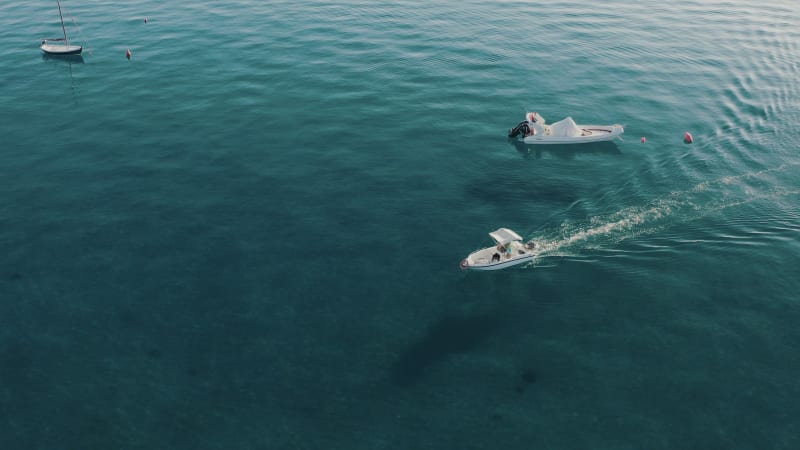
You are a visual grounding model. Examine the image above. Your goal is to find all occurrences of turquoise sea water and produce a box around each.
[2,1,800,448]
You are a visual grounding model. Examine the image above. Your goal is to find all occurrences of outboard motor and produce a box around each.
[508,121,530,138]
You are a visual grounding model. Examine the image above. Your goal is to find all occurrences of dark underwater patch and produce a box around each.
[512,368,538,394]
[464,177,580,206]
[521,368,537,384]
[146,348,163,360]
[390,312,503,387]
[0,338,34,388]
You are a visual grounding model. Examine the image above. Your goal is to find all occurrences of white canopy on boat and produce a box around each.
[489,228,523,245]
[549,117,582,137]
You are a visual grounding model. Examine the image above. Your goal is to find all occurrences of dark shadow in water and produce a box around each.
[508,138,622,160]
[391,311,503,387]
[0,338,34,388]
[464,175,581,206]
[42,53,85,64]
[42,53,84,104]
[513,368,538,394]
[146,348,163,360]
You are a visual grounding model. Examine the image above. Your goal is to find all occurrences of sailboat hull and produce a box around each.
[42,0,82,56]
[41,43,82,55]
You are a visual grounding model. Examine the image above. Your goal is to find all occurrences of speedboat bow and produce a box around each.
[508,112,623,145]
[460,228,536,271]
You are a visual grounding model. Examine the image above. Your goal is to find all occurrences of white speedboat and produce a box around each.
[508,112,623,145]
[460,228,536,271]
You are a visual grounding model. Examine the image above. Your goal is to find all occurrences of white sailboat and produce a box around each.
[41,0,82,55]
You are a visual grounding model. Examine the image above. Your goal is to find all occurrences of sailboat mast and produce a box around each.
[56,0,69,45]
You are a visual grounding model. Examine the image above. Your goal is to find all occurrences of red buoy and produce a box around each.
[684,131,693,144]
[641,137,646,143]
[126,48,132,60]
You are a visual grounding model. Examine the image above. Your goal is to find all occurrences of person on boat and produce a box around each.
[492,253,500,262]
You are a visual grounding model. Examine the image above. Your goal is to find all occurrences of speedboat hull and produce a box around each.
[509,112,623,145]
[460,250,534,270]
[522,124,623,145]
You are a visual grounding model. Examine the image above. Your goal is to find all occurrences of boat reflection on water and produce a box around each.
[508,137,622,160]
[42,53,84,64]
[42,52,84,103]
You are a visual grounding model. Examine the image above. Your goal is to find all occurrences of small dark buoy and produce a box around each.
[684,131,693,144]
[144,17,149,23]
[126,48,132,60]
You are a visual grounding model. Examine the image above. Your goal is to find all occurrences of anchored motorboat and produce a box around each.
[508,112,623,145]
[460,228,536,271]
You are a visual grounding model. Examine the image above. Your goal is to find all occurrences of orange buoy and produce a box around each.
[126,48,132,60]
[684,131,693,144]
[641,137,646,143]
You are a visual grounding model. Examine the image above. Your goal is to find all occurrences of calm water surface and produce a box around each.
[1,1,799,448]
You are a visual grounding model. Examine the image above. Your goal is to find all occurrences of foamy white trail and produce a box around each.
[528,163,800,261]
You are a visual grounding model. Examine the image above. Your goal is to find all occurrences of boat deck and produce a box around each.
[466,241,535,269]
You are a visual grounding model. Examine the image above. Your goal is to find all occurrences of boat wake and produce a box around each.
[527,163,800,263]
